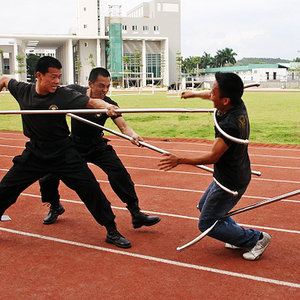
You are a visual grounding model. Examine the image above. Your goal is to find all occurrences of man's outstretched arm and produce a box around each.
[113,116,143,145]
[0,76,11,91]
[158,137,228,171]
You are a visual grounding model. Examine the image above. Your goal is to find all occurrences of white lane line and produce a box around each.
[0,144,24,149]
[1,151,299,172]
[0,132,300,155]
[21,193,300,234]
[102,165,300,185]
[0,132,299,152]
[0,227,299,289]
[108,137,300,152]
[0,137,28,141]
[0,142,299,161]
[1,152,299,174]
[112,145,300,160]
[97,179,300,201]
[0,170,297,204]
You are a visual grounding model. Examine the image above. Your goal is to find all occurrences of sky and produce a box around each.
[0,0,299,60]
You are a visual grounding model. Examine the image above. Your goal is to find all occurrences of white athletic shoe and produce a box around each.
[242,232,271,261]
[225,243,243,250]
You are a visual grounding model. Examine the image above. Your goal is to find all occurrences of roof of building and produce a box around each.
[205,63,288,73]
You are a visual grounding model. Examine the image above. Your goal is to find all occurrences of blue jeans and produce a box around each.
[198,181,260,250]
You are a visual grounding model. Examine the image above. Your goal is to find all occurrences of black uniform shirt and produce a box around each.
[8,79,89,141]
[213,100,251,190]
[67,84,120,139]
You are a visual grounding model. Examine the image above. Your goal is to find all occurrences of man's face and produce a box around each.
[211,80,227,111]
[36,67,62,95]
[89,75,110,99]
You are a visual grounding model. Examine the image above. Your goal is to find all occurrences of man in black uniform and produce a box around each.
[40,67,160,229]
[159,72,271,261]
[0,56,131,249]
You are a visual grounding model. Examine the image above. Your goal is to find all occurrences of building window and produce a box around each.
[84,24,87,29]
[266,72,269,80]
[132,25,138,31]
[123,52,142,74]
[84,42,88,47]
[83,7,86,11]
[273,72,276,80]
[154,25,159,33]
[122,25,127,31]
[143,25,149,31]
[146,53,162,78]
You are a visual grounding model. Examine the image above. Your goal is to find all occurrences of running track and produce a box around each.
[0,131,299,299]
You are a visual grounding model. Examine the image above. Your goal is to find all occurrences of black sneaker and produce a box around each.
[132,212,161,229]
[105,228,131,249]
[43,202,65,224]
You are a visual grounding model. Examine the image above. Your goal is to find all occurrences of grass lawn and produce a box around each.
[0,90,299,145]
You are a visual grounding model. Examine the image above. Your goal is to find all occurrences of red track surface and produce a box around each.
[0,131,299,299]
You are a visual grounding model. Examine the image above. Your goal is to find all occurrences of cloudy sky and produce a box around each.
[0,0,299,60]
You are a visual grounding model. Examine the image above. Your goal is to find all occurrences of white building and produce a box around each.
[182,64,299,89]
[0,0,181,87]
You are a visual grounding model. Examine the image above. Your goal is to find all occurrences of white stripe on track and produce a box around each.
[0,227,299,289]
[0,170,297,203]
[0,132,299,152]
[0,142,300,160]
[108,136,300,152]
[1,152,299,174]
[106,165,300,185]
[112,144,300,160]
[20,193,300,234]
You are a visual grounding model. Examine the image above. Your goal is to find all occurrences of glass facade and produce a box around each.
[146,53,161,78]
[123,52,161,78]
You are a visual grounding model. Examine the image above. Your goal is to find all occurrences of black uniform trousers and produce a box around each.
[0,137,115,226]
[39,135,139,207]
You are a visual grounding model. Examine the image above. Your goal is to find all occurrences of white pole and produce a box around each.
[0,108,216,115]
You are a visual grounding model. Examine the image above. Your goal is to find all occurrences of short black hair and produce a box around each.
[88,67,110,83]
[215,72,244,106]
[35,56,62,74]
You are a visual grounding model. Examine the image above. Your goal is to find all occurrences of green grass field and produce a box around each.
[0,91,299,145]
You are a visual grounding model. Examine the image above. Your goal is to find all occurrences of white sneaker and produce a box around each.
[225,243,243,250]
[243,232,271,261]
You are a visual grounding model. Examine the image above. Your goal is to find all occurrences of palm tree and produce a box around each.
[201,52,213,69]
[215,48,237,67]
[191,56,202,74]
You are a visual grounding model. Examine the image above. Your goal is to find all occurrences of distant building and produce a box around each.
[0,0,181,87]
[182,64,300,89]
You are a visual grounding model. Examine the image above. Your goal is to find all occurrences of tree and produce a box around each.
[201,52,213,69]
[133,49,142,73]
[122,55,131,88]
[122,55,131,72]
[175,51,183,90]
[16,55,26,75]
[215,48,237,67]
[181,56,194,74]
[160,48,166,85]
[133,50,142,87]
[88,53,95,68]
[0,49,3,75]
[26,53,40,82]
[74,54,82,84]
[192,56,202,75]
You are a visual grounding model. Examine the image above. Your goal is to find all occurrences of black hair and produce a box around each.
[89,67,111,83]
[215,72,244,106]
[35,56,62,74]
